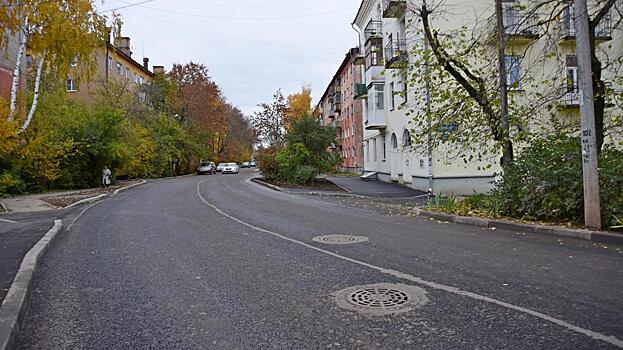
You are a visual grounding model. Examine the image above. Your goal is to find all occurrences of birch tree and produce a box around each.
[1,0,106,130]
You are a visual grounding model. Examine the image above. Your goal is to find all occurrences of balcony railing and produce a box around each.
[503,10,539,38]
[364,20,383,41]
[383,0,406,18]
[561,11,612,41]
[562,84,580,107]
[384,38,408,69]
[330,91,342,114]
[354,83,368,99]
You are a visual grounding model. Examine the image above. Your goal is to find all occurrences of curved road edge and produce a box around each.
[0,220,63,350]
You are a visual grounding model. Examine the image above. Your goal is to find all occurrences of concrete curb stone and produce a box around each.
[250,177,367,198]
[0,220,63,350]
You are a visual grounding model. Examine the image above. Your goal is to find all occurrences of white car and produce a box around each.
[221,163,239,174]
[216,163,226,172]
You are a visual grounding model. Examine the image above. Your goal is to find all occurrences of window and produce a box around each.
[373,138,378,161]
[375,84,384,110]
[66,79,77,92]
[390,82,395,110]
[381,135,386,161]
[70,56,78,68]
[565,55,578,91]
[139,76,144,85]
[108,57,112,70]
[402,74,408,104]
[365,37,383,69]
[505,55,521,89]
[366,140,370,161]
[402,129,411,147]
[116,62,122,74]
[391,133,398,149]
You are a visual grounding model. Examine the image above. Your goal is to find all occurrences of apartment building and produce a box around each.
[64,32,155,103]
[351,0,621,195]
[318,48,365,173]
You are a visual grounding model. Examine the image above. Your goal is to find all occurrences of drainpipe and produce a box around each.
[352,23,366,173]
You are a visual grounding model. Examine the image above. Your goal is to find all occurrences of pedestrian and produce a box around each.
[102,166,112,188]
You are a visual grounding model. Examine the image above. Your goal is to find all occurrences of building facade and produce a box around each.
[65,33,154,103]
[350,0,621,195]
[0,29,26,114]
[318,48,365,173]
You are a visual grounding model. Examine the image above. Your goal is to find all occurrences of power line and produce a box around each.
[178,0,350,11]
[110,0,351,20]
[118,7,346,51]
[100,0,156,13]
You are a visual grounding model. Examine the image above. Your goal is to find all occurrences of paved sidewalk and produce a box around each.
[0,181,139,213]
[327,176,428,198]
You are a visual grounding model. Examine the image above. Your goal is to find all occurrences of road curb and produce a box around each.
[250,177,366,198]
[416,209,621,244]
[0,219,63,350]
[113,180,147,195]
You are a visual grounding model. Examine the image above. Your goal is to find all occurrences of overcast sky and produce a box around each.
[99,0,362,116]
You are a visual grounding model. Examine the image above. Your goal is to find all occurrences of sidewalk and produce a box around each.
[0,180,142,213]
[327,176,428,198]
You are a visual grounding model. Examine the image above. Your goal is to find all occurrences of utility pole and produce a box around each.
[574,0,602,229]
[495,0,511,165]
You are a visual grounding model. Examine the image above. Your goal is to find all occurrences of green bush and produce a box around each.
[293,165,318,185]
[489,135,623,228]
[0,171,26,196]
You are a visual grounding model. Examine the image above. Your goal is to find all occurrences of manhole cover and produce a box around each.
[312,235,368,244]
[335,283,428,316]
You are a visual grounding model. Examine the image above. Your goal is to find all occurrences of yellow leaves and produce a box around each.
[285,85,312,129]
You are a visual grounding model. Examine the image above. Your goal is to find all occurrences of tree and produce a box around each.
[1,0,106,132]
[285,85,312,129]
[251,89,288,147]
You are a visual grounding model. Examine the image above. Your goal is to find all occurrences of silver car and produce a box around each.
[216,163,226,172]
[221,163,239,174]
[197,162,216,175]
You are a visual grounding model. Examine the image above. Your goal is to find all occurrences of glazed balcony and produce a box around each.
[383,0,406,18]
[561,84,580,107]
[384,38,408,69]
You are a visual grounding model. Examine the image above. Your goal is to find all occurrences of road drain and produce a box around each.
[335,283,428,316]
[312,235,368,245]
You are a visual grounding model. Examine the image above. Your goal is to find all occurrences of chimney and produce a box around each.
[143,57,149,70]
[153,66,165,74]
[106,27,112,43]
[114,36,132,57]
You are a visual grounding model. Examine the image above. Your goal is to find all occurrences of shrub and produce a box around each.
[0,171,26,196]
[293,165,318,185]
[490,135,623,228]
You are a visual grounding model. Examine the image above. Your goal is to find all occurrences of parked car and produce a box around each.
[197,162,216,175]
[216,163,226,172]
[222,163,239,174]
[241,162,250,168]
[249,160,256,167]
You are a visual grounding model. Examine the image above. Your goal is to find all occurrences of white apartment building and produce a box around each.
[352,0,621,195]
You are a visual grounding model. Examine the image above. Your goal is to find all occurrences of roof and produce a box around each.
[106,42,154,78]
[318,47,360,102]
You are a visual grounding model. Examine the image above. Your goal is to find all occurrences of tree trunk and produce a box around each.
[495,0,513,165]
[8,26,28,121]
[20,50,46,133]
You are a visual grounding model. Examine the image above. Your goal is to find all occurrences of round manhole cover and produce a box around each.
[312,235,369,245]
[335,283,428,316]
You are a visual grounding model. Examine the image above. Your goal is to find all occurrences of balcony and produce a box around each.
[560,12,612,42]
[329,91,342,115]
[561,84,580,107]
[364,20,383,42]
[354,83,368,99]
[365,65,384,84]
[365,108,386,130]
[384,38,408,69]
[354,51,365,65]
[503,10,539,43]
[383,0,406,18]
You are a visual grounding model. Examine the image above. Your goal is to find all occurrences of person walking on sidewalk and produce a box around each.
[102,166,112,188]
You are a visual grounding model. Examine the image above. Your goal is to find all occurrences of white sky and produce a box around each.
[99,0,362,116]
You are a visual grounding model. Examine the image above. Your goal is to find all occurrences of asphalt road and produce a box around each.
[17,169,623,349]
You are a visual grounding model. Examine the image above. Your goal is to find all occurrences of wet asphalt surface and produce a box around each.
[14,169,623,349]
